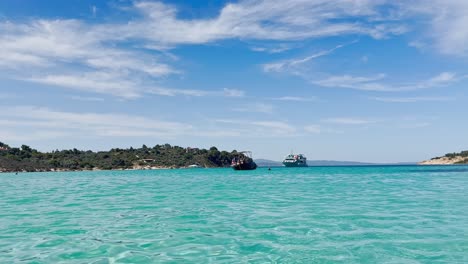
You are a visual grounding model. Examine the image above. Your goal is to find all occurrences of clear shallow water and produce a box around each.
[1,166,467,263]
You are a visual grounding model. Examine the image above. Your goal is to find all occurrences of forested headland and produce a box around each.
[0,142,241,172]
[420,150,468,165]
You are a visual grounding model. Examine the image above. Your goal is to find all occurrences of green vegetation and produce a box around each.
[455,159,468,164]
[445,151,468,159]
[431,150,468,164]
[0,142,241,172]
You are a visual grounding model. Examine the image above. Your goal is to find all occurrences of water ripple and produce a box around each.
[0,166,467,263]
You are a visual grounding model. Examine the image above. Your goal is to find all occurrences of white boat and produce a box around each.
[282,153,308,167]
[187,164,202,168]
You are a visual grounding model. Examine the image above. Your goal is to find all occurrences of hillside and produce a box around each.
[420,151,468,165]
[0,142,243,172]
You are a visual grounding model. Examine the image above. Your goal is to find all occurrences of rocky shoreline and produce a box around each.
[419,155,468,165]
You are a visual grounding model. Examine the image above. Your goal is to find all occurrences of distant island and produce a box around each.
[420,151,468,165]
[0,142,241,172]
[255,159,416,167]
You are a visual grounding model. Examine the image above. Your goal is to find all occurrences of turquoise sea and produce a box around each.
[1,166,467,263]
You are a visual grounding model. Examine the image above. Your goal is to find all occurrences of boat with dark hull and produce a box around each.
[231,151,257,170]
[283,153,308,167]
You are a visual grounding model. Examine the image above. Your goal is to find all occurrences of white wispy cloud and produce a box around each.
[23,72,245,99]
[1,0,467,100]
[0,0,410,98]
[250,44,294,54]
[0,106,205,143]
[263,42,352,73]
[232,103,274,114]
[0,50,50,68]
[313,74,387,91]
[252,121,296,133]
[401,0,468,56]
[84,55,176,77]
[148,87,245,98]
[399,122,431,129]
[26,72,142,99]
[408,40,426,50]
[270,96,317,102]
[215,119,296,136]
[128,1,401,45]
[323,118,376,125]
[0,19,178,98]
[149,87,209,97]
[304,125,343,134]
[223,88,245,98]
[372,96,455,103]
[0,105,302,143]
[313,72,460,92]
[304,125,322,134]
[69,96,104,102]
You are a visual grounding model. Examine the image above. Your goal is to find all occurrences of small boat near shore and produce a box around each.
[231,151,257,170]
[283,153,308,167]
[186,164,203,168]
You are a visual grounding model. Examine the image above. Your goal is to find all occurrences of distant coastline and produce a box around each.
[420,150,468,165]
[3,141,465,173]
[255,159,417,167]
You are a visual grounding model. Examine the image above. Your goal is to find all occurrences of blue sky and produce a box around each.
[0,0,467,162]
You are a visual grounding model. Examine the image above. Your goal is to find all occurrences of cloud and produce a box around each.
[149,87,209,97]
[313,72,460,91]
[313,74,388,91]
[0,13,256,99]
[148,87,246,98]
[372,96,455,103]
[232,103,274,114]
[69,96,104,102]
[251,121,295,133]
[408,40,426,50]
[0,19,178,98]
[84,55,176,77]
[250,44,294,54]
[0,106,214,144]
[1,0,466,100]
[0,0,410,98]
[270,96,317,102]
[0,51,50,68]
[399,122,431,129]
[304,125,343,134]
[23,72,244,99]
[0,106,192,136]
[263,42,352,73]
[401,0,468,56]
[223,88,245,97]
[215,119,296,136]
[304,125,322,134]
[26,72,142,99]
[323,118,375,125]
[0,106,300,144]
[128,1,402,45]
